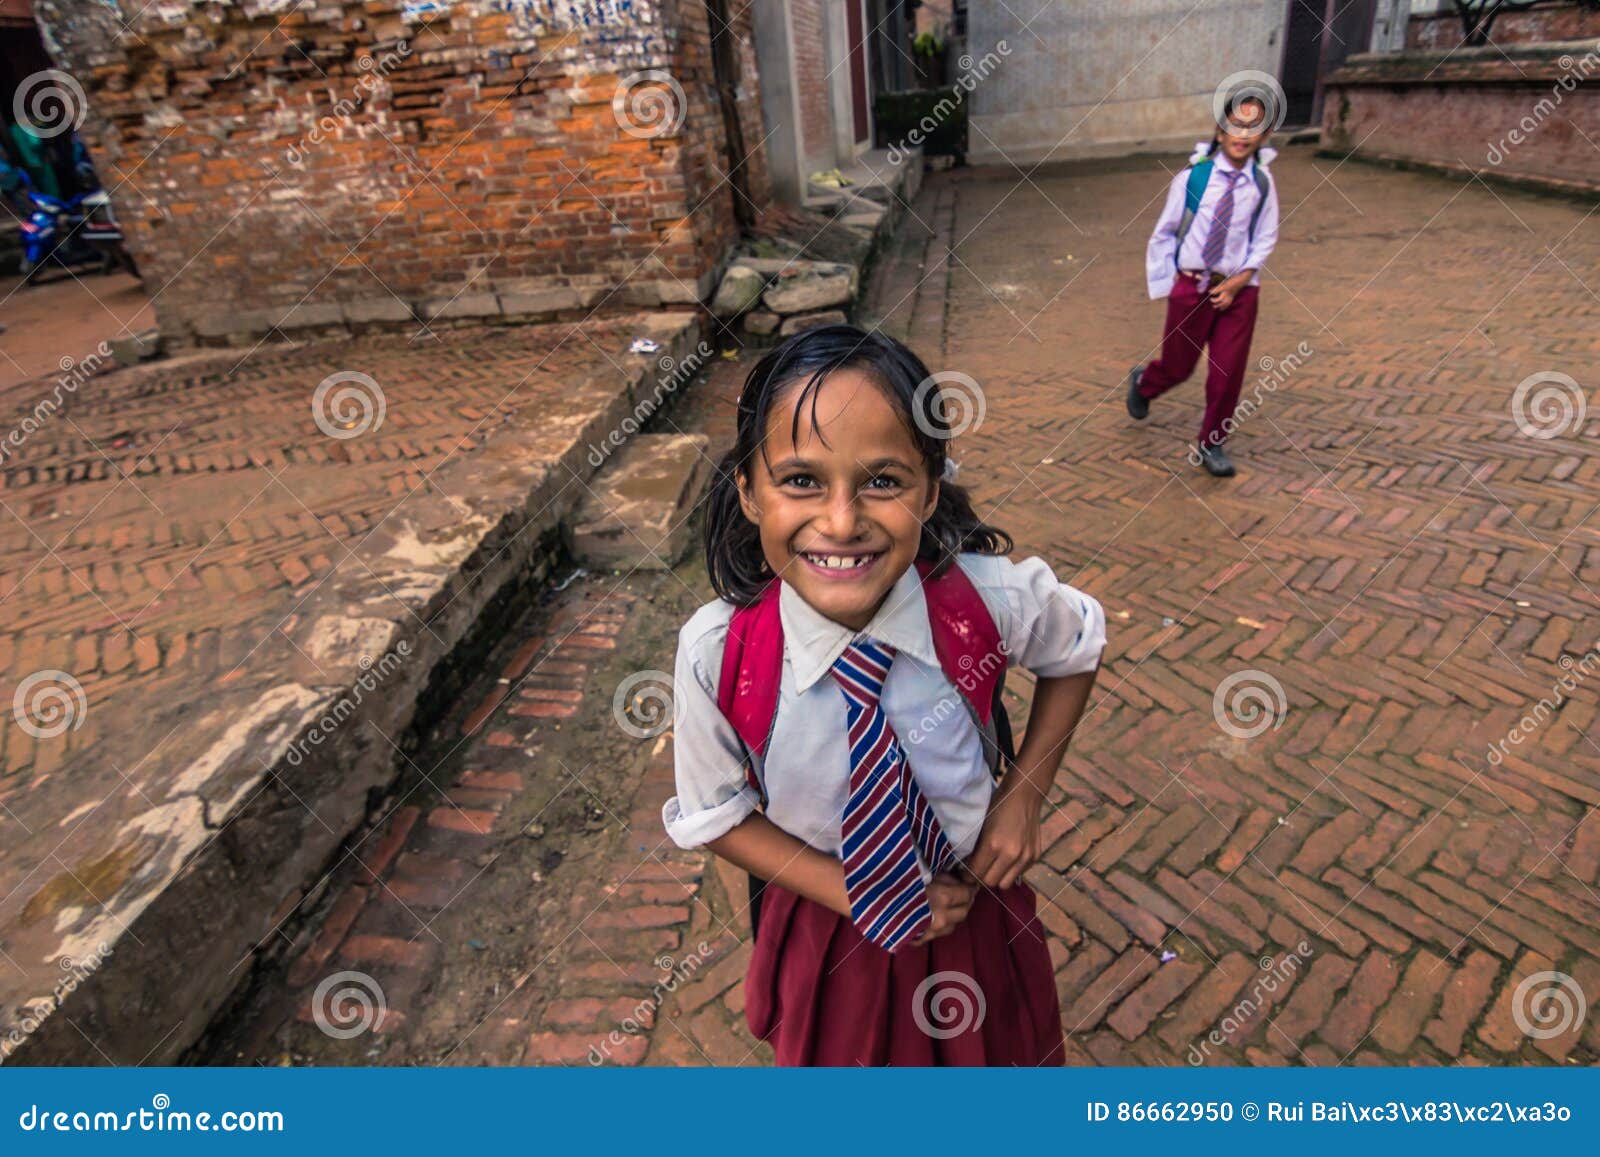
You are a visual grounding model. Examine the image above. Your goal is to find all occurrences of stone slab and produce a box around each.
[0,313,701,1065]
[571,433,713,570]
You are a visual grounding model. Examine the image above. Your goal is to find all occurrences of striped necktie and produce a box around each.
[1201,168,1243,274]
[830,638,955,952]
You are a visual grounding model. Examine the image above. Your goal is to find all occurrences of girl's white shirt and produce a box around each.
[663,553,1106,861]
[1145,142,1281,300]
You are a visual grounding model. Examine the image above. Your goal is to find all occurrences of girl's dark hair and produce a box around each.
[703,324,1013,605]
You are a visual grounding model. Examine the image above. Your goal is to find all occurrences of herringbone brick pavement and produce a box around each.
[0,323,648,792]
[648,148,1600,1065]
[0,315,700,1058]
[200,148,1600,1069]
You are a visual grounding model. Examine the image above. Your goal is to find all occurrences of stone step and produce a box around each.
[571,434,713,571]
[0,312,703,1066]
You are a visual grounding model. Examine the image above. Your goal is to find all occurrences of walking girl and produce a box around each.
[663,325,1105,1065]
[1129,94,1281,477]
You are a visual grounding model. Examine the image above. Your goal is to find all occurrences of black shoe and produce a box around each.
[1197,443,1236,477]
[1126,366,1149,420]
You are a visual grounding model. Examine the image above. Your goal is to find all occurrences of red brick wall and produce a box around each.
[1323,50,1600,193]
[35,0,769,341]
[791,0,835,159]
[1408,1,1600,50]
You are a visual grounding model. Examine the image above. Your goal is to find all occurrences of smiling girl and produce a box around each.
[662,326,1105,1066]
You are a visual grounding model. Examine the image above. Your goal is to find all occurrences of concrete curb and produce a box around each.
[1,314,702,1066]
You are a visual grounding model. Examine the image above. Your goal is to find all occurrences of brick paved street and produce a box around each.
[208,145,1600,1068]
[0,311,702,1061]
[0,272,153,392]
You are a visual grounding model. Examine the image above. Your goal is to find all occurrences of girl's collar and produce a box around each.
[775,567,940,692]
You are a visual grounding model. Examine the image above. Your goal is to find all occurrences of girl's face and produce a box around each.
[1217,98,1266,165]
[738,367,938,632]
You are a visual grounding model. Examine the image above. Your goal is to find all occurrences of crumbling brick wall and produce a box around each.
[35,0,770,343]
[1407,1,1600,50]
[1323,45,1600,194]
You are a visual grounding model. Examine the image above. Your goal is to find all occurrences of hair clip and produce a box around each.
[941,457,960,483]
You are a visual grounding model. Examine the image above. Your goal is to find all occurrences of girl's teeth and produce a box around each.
[809,553,872,569]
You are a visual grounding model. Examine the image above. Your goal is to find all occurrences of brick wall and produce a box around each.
[1323,46,1600,194]
[35,0,769,343]
[1408,1,1600,50]
[791,0,834,159]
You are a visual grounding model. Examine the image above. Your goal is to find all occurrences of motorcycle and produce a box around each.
[11,171,138,284]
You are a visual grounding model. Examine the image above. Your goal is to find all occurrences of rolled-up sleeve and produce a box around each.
[960,553,1106,679]
[662,606,760,849]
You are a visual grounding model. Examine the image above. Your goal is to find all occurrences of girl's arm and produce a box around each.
[707,814,851,917]
[711,814,978,943]
[1145,169,1189,300]
[965,667,1099,890]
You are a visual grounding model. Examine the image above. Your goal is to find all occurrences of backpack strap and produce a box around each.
[717,582,783,764]
[1173,157,1271,267]
[716,560,1007,757]
[1246,163,1270,243]
[914,558,1004,727]
[1173,158,1213,260]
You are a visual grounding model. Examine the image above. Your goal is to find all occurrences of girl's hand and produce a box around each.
[910,873,977,945]
[965,777,1045,890]
[1209,271,1253,311]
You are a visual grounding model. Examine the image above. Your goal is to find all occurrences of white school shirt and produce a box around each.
[1145,143,1280,300]
[662,553,1106,861]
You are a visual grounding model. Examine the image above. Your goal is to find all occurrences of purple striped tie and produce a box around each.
[1201,169,1243,273]
[831,638,954,952]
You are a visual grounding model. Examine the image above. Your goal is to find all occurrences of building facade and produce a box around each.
[33,0,772,344]
[964,1,1379,166]
[1323,0,1600,193]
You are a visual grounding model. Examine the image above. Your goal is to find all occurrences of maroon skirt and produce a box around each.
[745,880,1064,1066]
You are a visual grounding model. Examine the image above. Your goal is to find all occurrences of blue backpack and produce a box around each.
[1174,156,1271,266]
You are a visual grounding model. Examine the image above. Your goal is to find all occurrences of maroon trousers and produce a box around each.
[1138,273,1261,448]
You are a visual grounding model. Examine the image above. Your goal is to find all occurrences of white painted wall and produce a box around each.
[968,0,1289,165]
